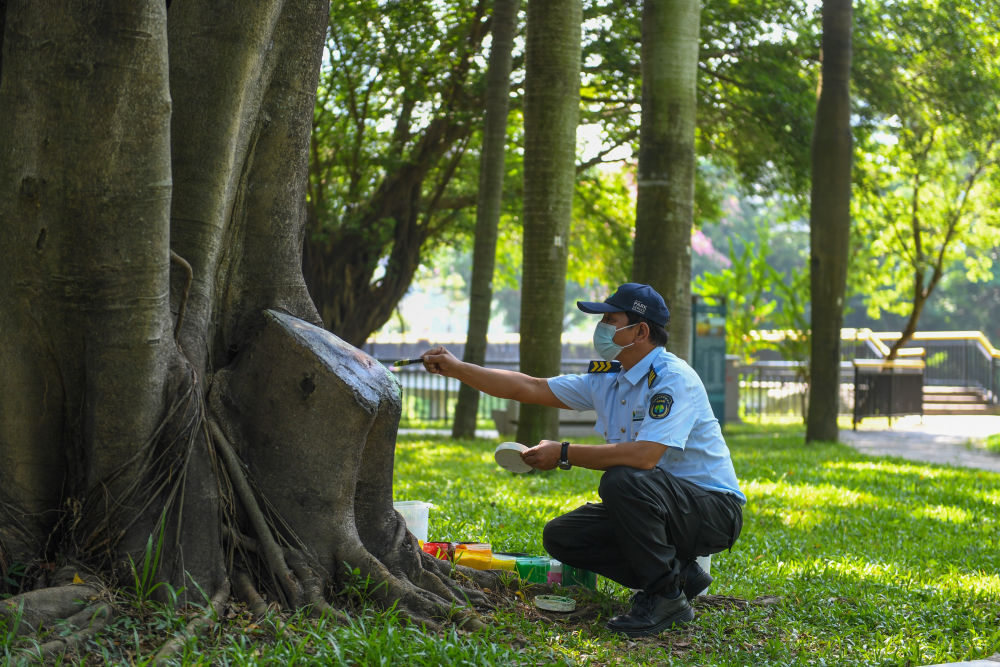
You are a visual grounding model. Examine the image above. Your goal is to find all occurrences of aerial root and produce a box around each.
[151,583,229,662]
[0,583,110,659]
[209,418,303,607]
[233,568,270,618]
[151,580,230,665]
[34,602,112,659]
[168,249,193,341]
[0,583,104,636]
[285,548,347,622]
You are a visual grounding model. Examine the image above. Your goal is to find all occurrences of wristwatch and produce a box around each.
[558,441,572,470]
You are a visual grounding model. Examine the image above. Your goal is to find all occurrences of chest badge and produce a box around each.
[649,393,673,419]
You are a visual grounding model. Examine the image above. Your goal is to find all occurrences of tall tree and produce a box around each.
[632,0,702,361]
[516,0,582,446]
[453,0,521,438]
[851,0,1000,359]
[805,0,853,443]
[0,0,486,649]
[303,0,490,346]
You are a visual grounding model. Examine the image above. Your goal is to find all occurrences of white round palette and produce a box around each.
[494,441,532,473]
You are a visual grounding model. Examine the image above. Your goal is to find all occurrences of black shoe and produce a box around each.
[606,590,694,637]
[679,560,713,599]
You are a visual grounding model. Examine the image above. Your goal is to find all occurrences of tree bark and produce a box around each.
[632,0,701,361]
[453,0,521,439]
[516,0,582,446]
[806,0,853,443]
[0,0,487,644]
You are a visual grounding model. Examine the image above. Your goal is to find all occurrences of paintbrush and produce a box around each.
[392,357,425,367]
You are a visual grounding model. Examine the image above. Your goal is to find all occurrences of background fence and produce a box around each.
[388,358,839,429]
[380,331,999,430]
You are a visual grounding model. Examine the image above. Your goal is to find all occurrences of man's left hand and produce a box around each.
[522,439,562,470]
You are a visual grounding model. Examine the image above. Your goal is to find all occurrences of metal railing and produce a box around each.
[382,330,1000,428]
[871,332,1000,402]
[389,360,592,429]
[736,360,854,421]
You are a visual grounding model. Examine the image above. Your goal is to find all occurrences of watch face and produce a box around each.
[558,461,571,470]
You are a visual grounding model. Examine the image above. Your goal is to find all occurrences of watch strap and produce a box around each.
[560,441,571,468]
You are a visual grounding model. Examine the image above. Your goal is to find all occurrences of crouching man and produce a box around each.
[421,283,744,637]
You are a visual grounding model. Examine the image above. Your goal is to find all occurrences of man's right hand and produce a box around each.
[418,346,567,409]
[420,346,461,377]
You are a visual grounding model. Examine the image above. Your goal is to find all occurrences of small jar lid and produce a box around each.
[534,595,576,612]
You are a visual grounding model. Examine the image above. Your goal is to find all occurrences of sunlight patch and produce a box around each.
[746,480,877,507]
[824,460,954,479]
[910,504,971,524]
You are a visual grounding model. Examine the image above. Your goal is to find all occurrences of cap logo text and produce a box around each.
[632,300,647,314]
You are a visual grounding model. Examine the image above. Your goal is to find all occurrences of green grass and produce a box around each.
[985,433,1000,455]
[391,423,1000,665]
[4,422,999,665]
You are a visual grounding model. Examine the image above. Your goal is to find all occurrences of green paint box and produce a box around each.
[514,557,552,584]
[563,565,597,589]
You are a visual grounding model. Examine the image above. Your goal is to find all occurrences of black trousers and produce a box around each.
[542,466,743,596]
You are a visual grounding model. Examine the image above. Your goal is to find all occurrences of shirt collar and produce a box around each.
[620,347,663,387]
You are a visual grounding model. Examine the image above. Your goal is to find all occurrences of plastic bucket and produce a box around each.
[393,501,431,543]
[692,555,712,597]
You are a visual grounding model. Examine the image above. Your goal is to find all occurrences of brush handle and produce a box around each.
[392,357,425,367]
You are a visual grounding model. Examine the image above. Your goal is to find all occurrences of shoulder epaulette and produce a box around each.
[647,364,658,388]
[588,360,621,373]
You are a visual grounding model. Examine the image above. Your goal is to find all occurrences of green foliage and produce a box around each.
[0,600,25,655]
[579,0,821,194]
[766,261,810,373]
[1,562,27,596]
[851,0,1000,325]
[692,210,813,368]
[697,0,819,194]
[985,433,1000,456]
[694,237,777,363]
[311,0,488,239]
[126,511,172,608]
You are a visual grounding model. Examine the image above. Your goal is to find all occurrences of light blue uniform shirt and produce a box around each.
[548,347,746,504]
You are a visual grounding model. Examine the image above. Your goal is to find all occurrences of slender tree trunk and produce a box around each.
[806,0,853,443]
[516,0,582,446]
[453,0,520,439]
[632,0,701,361]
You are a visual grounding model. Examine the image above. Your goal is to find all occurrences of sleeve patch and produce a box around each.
[649,393,673,419]
[588,360,621,373]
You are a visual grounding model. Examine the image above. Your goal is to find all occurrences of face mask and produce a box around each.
[593,322,639,361]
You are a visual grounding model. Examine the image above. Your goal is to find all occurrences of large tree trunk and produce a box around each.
[453,0,521,439]
[516,0,582,446]
[632,0,701,362]
[806,0,853,443]
[0,0,486,652]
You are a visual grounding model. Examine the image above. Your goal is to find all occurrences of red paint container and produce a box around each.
[422,542,450,560]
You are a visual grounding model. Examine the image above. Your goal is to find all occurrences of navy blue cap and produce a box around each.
[577,283,670,327]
